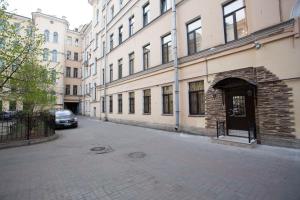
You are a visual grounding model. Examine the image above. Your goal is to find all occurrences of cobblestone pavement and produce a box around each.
[0,116,300,200]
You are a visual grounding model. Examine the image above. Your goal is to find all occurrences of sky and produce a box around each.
[7,0,92,29]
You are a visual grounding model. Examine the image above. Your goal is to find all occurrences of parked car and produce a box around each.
[55,110,78,129]
[0,111,17,120]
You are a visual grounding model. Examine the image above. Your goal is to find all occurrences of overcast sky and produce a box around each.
[7,0,92,29]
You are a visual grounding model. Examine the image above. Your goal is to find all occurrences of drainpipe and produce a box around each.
[171,0,179,131]
[279,0,283,22]
[103,0,108,121]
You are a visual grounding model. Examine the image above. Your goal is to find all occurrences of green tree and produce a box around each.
[0,0,56,113]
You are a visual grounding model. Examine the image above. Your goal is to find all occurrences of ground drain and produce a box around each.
[128,152,146,159]
[90,146,113,154]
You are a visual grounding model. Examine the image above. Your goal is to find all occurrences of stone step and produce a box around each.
[211,136,257,148]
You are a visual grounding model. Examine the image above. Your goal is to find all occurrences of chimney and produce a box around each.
[37,8,42,13]
[62,16,67,20]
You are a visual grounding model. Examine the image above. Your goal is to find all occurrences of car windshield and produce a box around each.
[55,110,73,118]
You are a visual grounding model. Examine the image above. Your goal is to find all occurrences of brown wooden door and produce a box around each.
[225,87,255,132]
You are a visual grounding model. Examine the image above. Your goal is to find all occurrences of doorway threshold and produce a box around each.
[212,135,257,148]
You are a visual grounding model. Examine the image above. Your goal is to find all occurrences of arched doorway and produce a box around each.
[213,78,256,139]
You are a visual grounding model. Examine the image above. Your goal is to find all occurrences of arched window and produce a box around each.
[43,48,49,61]
[53,32,58,43]
[44,30,50,42]
[52,50,57,62]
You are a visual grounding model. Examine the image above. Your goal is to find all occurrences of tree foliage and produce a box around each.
[0,0,56,113]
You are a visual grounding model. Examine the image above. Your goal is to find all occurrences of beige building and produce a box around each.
[3,0,300,148]
[2,10,83,113]
[80,0,300,148]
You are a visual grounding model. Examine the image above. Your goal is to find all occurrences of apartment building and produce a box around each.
[32,10,83,113]
[1,10,83,113]
[0,13,31,112]
[80,0,300,148]
[3,0,300,148]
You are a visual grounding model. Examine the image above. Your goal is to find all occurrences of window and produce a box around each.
[143,89,151,114]
[94,83,97,100]
[161,0,171,14]
[162,85,173,114]
[96,9,100,23]
[53,32,58,43]
[110,5,114,20]
[67,51,71,60]
[162,34,172,64]
[9,101,16,111]
[96,33,99,48]
[110,34,114,50]
[223,0,247,43]
[65,85,70,95]
[73,85,78,95]
[94,58,97,75]
[67,36,72,45]
[129,52,134,75]
[102,68,105,84]
[118,26,123,44]
[74,52,79,61]
[102,41,105,56]
[51,69,56,83]
[118,59,123,79]
[143,44,150,70]
[187,18,202,55]
[52,50,57,62]
[129,15,135,37]
[75,38,79,46]
[109,64,113,82]
[109,95,113,113]
[44,30,50,42]
[118,94,122,113]
[189,81,205,115]
[102,97,105,113]
[74,68,78,78]
[129,92,135,114]
[66,67,71,77]
[143,3,150,26]
[43,48,49,61]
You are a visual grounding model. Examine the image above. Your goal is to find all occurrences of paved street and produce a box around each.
[0,116,300,200]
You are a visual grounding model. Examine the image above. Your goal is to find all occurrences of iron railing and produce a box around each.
[0,112,55,143]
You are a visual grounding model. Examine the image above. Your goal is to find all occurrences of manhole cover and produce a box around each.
[128,152,146,159]
[90,146,113,154]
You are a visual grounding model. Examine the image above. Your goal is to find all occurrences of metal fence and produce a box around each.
[0,112,55,143]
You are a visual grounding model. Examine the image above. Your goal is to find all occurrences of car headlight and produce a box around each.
[74,117,77,122]
[55,119,59,123]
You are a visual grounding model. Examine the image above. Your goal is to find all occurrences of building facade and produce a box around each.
[3,0,300,148]
[1,10,84,112]
[81,0,300,148]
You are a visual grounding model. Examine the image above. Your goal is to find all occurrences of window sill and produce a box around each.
[118,112,122,114]
[143,113,151,115]
[188,114,206,117]
[128,112,135,114]
[162,114,173,116]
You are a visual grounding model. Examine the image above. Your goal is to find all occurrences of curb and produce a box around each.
[0,133,59,150]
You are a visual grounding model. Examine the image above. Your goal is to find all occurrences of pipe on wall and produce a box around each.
[171,0,180,131]
[103,0,108,121]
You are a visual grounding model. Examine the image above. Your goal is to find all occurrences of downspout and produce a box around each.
[103,0,108,121]
[279,0,283,22]
[171,0,179,131]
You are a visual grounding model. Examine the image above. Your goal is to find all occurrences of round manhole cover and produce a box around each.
[90,146,113,154]
[128,152,146,159]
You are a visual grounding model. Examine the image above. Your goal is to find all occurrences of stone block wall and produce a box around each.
[206,67,299,148]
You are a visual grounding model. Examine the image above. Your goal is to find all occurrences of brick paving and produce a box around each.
[0,116,299,200]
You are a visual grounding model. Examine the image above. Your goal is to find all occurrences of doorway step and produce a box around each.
[211,135,257,148]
